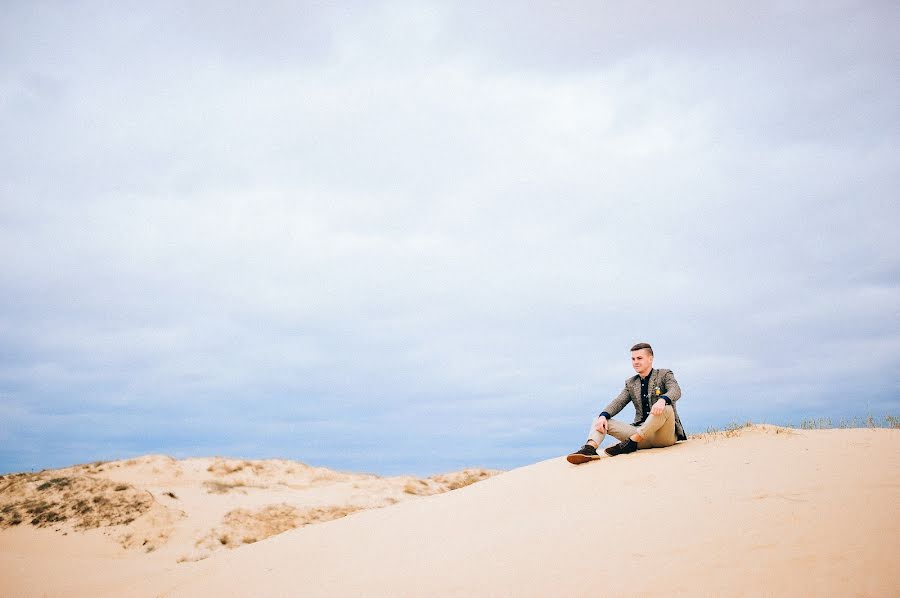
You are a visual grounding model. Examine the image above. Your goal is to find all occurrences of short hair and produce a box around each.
[630,342,653,356]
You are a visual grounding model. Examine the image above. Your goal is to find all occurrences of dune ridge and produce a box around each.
[2,426,898,597]
[0,454,499,566]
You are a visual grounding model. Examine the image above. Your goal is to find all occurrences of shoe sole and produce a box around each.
[566,453,602,464]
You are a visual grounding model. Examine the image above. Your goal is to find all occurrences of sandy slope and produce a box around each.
[0,455,497,596]
[3,426,899,597]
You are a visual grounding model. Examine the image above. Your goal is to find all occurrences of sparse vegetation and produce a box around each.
[405,469,499,495]
[693,422,788,441]
[77,461,109,474]
[203,480,250,494]
[25,500,66,525]
[36,478,72,492]
[0,474,152,531]
[192,503,366,559]
[440,470,495,491]
[794,414,898,430]
[692,415,900,440]
[403,480,430,495]
[206,459,267,476]
[1,455,502,564]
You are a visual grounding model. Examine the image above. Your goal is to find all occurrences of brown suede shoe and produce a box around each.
[567,444,601,464]
[604,438,638,456]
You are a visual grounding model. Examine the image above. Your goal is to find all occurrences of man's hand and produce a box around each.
[650,398,667,416]
[593,415,608,434]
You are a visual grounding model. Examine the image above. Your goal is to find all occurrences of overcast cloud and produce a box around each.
[1,1,898,475]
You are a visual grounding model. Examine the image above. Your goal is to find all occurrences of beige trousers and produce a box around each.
[588,405,677,449]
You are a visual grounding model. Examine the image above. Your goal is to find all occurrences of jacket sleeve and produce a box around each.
[601,382,632,418]
[661,369,681,403]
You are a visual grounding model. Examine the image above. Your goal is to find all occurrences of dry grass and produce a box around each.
[403,480,430,495]
[690,422,798,442]
[691,414,900,441]
[184,503,365,561]
[73,461,109,475]
[206,459,267,476]
[203,480,251,494]
[435,469,498,491]
[404,468,500,496]
[0,474,152,530]
[799,415,900,429]
[2,456,503,562]
[692,421,755,440]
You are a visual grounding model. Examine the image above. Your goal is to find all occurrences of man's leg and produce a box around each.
[586,418,635,447]
[632,406,677,448]
[606,408,676,456]
[568,418,636,463]
[605,419,639,444]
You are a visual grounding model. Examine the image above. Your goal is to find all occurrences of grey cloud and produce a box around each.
[1,1,897,474]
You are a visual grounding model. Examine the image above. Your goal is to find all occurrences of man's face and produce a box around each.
[631,349,654,377]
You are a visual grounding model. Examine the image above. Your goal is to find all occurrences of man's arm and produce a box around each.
[600,384,632,420]
[661,369,681,403]
[650,369,682,415]
[593,384,632,436]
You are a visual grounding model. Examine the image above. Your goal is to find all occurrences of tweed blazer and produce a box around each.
[602,368,686,441]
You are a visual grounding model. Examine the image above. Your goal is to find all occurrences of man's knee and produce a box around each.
[606,419,636,441]
[647,407,677,447]
[648,406,674,426]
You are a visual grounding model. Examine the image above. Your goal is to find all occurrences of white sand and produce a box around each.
[0,455,496,596]
[2,426,898,597]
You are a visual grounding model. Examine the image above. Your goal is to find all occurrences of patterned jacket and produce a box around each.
[602,368,686,441]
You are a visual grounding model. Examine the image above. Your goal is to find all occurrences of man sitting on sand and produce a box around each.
[567,343,686,464]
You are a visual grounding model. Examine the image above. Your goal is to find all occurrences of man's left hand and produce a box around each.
[650,398,667,416]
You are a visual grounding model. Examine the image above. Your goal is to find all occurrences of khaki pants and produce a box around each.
[588,405,677,449]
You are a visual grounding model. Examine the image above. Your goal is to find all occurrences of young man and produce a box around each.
[567,343,686,464]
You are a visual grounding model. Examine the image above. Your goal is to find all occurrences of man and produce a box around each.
[567,343,686,464]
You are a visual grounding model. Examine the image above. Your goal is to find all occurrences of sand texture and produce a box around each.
[0,455,497,595]
[1,426,898,597]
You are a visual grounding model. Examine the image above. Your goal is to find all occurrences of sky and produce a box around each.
[1,1,898,476]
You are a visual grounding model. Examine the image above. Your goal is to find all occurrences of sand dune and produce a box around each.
[2,426,898,597]
[0,453,499,593]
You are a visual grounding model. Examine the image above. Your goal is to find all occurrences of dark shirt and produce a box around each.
[636,370,654,426]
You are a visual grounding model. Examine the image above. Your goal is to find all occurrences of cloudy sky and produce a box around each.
[1,1,897,475]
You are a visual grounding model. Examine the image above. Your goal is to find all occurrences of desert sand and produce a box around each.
[1,425,898,597]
